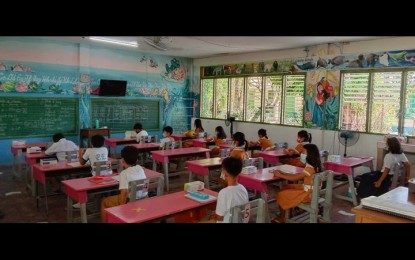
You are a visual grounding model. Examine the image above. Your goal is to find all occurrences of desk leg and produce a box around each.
[80,203,87,223]
[43,183,49,215]
[152,160,157,171]
[348,174,358,206]
[12,154,17,179]
[164,162,169,192]
[188,171,193,182]
[67,196,73,223]
[27,166,35,197]
[203,175,210,189]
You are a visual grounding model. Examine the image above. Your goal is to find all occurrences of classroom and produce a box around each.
[0,36,414,223]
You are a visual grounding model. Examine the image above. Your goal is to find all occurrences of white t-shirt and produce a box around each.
[82,147,109,176]
[119,165,147,199]
[381,152,408,175]
[159,136,175,148]
[216,184,249,223]
[45,138,79,161]
[136,130,149,142]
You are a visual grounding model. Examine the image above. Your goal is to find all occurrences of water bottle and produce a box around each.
[95,119,100,128]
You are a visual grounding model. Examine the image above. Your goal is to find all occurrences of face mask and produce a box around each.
[163,133,167,137]
[300,153,307,163]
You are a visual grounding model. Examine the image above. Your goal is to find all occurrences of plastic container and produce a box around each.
[95,119,100,128]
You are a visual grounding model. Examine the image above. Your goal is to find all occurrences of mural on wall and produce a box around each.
[202,48,415,77]
[304,71,340,130]
[0,37,194,137]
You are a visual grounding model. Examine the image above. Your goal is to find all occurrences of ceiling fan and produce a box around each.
[142,36,171,51]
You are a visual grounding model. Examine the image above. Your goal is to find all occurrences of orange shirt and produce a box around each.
[230,147,249,161]
[258,138,273,151]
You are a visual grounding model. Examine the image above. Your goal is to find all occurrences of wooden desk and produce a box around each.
[238,165,304,201]
[151,147,211,192]
[25,152,56,196]
[187,157,223,188]
[352,187,415,223]
[325,157,374,206]
[62,168,163,223]
[258,149,288,167]
[193,139,215,148]
[11,142,48,179]
[80,128,110,148]
[105,137,137,157]
[124,143,161,165]
[105,189,218,223]
[171,133,192,142]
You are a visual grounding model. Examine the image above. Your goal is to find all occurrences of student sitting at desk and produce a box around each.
[282,130,312,167]
[159,126,175,148]
[45,133,79,161]
[78,134,108,176]
[101,146,146,223]
[207,126,227,157]
[357,136,411,198]
[249,128,274,157]
[207,157,249,223]
[134,122,148,143]
[183,119,205,148]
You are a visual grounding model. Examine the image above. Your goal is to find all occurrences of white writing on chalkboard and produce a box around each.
[0,97,78,138]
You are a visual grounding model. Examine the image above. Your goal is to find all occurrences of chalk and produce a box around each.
[338,210,355,216]
[5,191,22,196]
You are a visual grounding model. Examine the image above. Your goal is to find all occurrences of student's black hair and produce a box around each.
[387,137,403,154]
[91,134,105,148]
[258,128,268,139]
[303,143,322,173]
[233,132,248,151]
[298,130,312,143]
[133,122,143,130]
[215,126,227,139]
[221,157,243,177]
[121,146,139,166]
[52,133,65,142]
[163,126,173,135]
[194,119,204,131]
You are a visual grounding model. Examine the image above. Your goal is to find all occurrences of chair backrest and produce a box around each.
[65,150,78,162]
[225,139,234,145]
[243,157,264,169]
[229,198,269,223]
[128,175,164,202]
[109,159,123,174]
[196,132,208,138]
[162,140,182,150]
[219,148,231,158]
[93,161,113,176]
[390,161,406,189]
[140,135,158,144]
[275,142,288,149]
[320,150,329,170]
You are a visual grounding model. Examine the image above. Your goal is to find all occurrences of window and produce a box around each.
[229,77,245,120]
[200,73,305,126]
[340,70,415,135]
[340,73,369,131]
[282,75,305,126]
[246,77,262,122]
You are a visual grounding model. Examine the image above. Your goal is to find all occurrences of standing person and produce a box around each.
[45,133,79,161]
[357,137,411,198]
[101,146,146,223]
[208,157,249,223]
[272,143,322,223]
[283,130,312,167]
[134,122,149,143]
[78,134,109,176]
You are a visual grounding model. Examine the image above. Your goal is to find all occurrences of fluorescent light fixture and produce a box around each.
[89,37,138,47]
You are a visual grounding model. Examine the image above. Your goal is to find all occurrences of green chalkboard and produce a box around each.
[0,96,79,139]
[91,98,160,132]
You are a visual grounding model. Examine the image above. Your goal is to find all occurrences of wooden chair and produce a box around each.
[197,132,208,138]
[219,148,231,158]
[243,157,264,169]
[285,170,334,223]
[390,161,406,190]
[139,135,158,143]
[275,142,288,149]
[65,150,78,162]
[128,175,164,202]
[229,198,270,223]
[162,140,182,150]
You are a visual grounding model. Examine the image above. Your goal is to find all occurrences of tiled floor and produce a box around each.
[0,163,358,223]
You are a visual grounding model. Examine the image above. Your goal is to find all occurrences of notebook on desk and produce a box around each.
[361,196,415,220]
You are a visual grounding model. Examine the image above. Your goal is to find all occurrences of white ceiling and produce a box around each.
[43,36,391,59]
